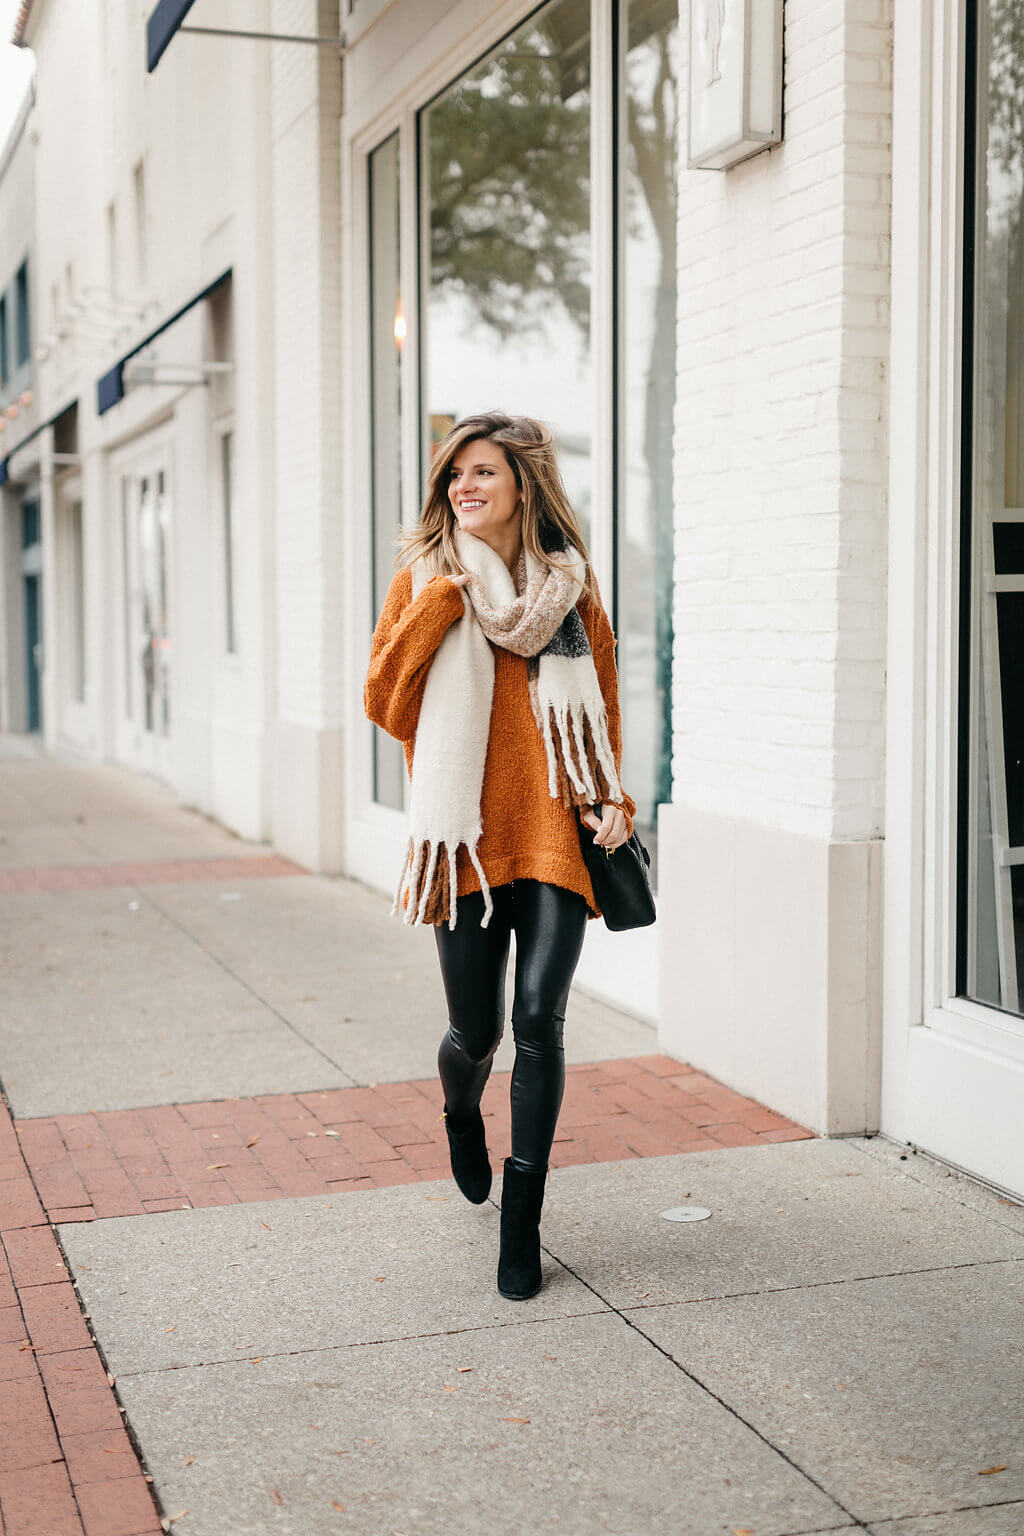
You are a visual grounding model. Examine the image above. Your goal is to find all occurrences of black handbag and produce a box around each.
[576,803,656,931]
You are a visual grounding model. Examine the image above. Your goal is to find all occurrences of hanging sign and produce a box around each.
[688,0,784,170]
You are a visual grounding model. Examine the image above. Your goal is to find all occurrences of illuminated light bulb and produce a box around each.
[394,311,407,343]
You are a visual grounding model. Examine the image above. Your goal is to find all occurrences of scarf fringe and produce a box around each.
[541,696,623,808]
[390,835,494,931]
[545,710,623,813]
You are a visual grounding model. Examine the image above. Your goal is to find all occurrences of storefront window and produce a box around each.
[369,131,406,811]
[961,0,1024,1017]
[420,0,593,528]
[619,0,679,881]
[371,2,678,858]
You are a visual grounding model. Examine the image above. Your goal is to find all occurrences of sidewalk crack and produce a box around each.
[112,1306,614,1378]
[538,1239,874,1533]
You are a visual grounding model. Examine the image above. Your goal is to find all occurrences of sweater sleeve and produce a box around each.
[579,574,638,839]
[363,566,466,744]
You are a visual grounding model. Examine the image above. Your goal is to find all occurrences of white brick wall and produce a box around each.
[673,0,892,844]
[270,0,344,732]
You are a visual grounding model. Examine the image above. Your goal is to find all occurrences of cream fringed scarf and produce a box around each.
[391,526,624,931]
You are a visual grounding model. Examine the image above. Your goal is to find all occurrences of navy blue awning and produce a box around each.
[0,399,78,486]
[147,0,198,72]
[96,267,231,417]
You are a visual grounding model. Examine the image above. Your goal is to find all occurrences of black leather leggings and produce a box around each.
[434,879,589,1173]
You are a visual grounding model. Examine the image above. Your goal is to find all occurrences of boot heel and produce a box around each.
[497,1157,548,1299]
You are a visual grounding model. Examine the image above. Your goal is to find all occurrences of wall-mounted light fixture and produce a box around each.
[688,0,783,170]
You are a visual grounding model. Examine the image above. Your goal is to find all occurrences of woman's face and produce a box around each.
[448,438,522,545]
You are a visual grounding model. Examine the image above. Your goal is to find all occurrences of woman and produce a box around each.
[363,411,636,1301]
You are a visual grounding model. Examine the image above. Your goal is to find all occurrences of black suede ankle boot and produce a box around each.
[497,1157,548,1300]
[441,1105,492,1204]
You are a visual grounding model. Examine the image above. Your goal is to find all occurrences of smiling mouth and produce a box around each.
[459,500,485,510]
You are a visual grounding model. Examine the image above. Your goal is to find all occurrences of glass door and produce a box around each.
[959,0,1024,1029]
[20,496,43,733]
[120,459,174,781]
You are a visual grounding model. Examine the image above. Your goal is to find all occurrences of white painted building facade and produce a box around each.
[2,0,1021,1197]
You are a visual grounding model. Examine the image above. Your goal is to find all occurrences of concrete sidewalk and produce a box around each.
[1,743,1022,1536]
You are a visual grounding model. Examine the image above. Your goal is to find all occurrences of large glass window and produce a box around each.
[420,0,593,525]
[222,431,238,655]
[370,1,678,863]
[619,0,678,879]
[71,503,85,702]
[961,0,1024,1017]
[121,475,132,717]
[369,132,406,810]
[16,260,30,368]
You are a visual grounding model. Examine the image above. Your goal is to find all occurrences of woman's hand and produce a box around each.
[447,572,473,588]
[580,803,629,851]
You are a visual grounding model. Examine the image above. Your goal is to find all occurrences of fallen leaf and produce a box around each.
[270,1488,283,1505]
[457,1366,472,1373]
[106,1372,115,1386]
[103,1445,130,1454]
[162,1514,189,1529]
[731,1529,754,1535]
[543,1356,557,1362]
[978,1465,1007,1475]
[206,1163,229,1170]
[443,1386,457,1393]
[250,1356,265,1364]
[374,1276,385,1282]
[332,1503,345,1513]
[18,1341,36,1352]
[325,1130,341,1139]
[165,1326,176,1333]
[183,1454,195,1466]
[246,1136,260,1148]
[362,1438,376,1444]
[998,1198,1021,1207]
[261,1222,271,1231]
[501,1417,530,1424]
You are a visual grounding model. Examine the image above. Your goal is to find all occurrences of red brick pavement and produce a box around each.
[12,1057,812,1223]
[0,1053,811,1532]
[0,854,306,894]
[0,1097,163,1535]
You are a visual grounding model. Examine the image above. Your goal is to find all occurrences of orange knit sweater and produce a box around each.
[364,564,637,923]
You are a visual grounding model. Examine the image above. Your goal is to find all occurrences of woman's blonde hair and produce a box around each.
[394,411,597,607]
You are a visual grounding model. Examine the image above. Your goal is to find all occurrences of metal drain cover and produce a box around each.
[660,1206,712,1223]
